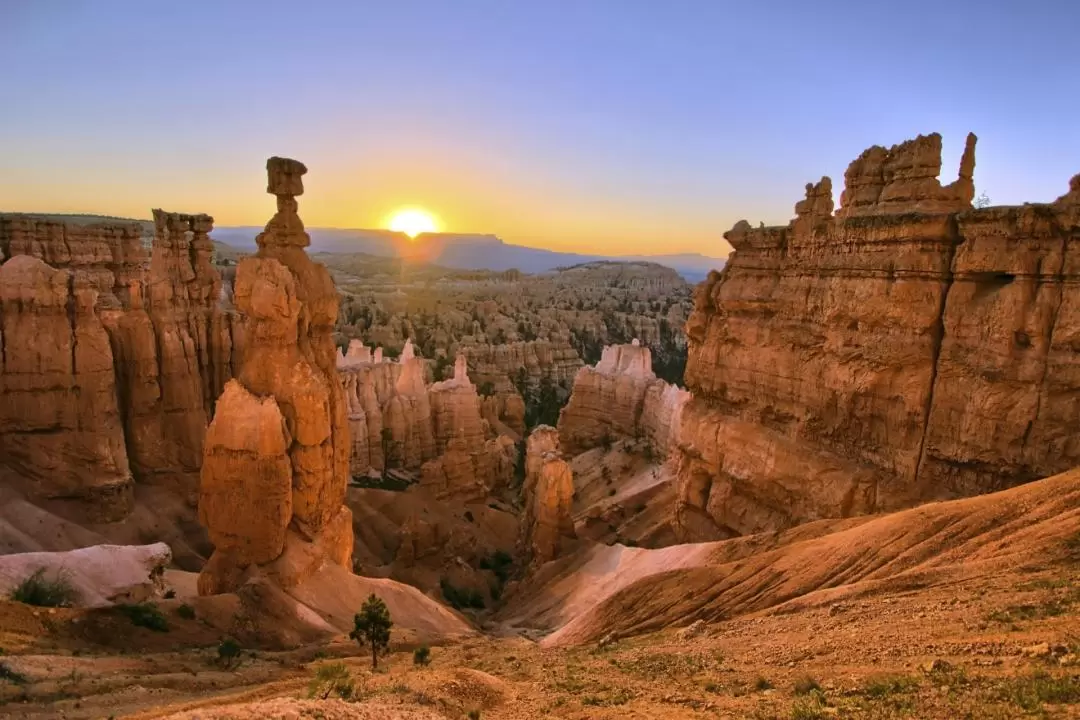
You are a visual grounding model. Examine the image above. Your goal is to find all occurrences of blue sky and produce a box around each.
[2,0,1077,255]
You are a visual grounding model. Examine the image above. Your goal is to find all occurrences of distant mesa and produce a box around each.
[209,225,726,282]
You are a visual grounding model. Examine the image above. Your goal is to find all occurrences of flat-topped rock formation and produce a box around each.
[677,131,1080,540]
[0,211,234,520]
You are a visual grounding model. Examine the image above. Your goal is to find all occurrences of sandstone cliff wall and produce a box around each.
[0,213,235,519]
[558,340,689,457]
[677,132,1080,539]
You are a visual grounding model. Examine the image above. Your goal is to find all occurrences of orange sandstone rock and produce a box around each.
[198,158,352,594]
[0,255,133,520]
[520,426,575,565]
[676,132,1080,540]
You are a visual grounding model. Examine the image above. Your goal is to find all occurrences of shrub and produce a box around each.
[440,578,485,611]
[217,637,242,668]
[163,589,176,599]
[118,602,169,632]
[467,710,481,720]
[308,661,355,700]
[753,676,774,691]
[176,603,196,620]
[413,645,431,666]
[10,568,79,608]
[794,676,822,695]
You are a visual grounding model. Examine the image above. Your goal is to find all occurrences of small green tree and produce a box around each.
[350,594,392,670]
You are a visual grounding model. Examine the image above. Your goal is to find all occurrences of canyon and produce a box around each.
[0,132,1078,719]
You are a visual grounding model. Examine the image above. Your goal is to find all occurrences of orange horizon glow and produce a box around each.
[0,155,737,258]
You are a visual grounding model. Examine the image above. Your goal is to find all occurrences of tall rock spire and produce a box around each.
[197,157,352,595]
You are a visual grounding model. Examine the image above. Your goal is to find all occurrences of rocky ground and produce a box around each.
[1,552,1077,719]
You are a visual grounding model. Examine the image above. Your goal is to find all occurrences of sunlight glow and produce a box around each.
[387,207,439,238]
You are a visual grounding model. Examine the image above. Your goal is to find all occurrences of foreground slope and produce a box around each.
[501,467,1080,646]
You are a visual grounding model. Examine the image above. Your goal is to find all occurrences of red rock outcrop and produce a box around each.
[337,340,439,475]
[198,157,352,595]
[677,132,1080,540]
[558,340,689,457]
[338,345,519,499]
[0,215,144,308]
[112,211,234,488]
[0,211,236,518]
[460,338,582,434]
[0,255,133,521]
[519,426,575,565]
[421,354,517,499]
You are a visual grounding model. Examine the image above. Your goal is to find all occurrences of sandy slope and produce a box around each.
[503,468,1080,645]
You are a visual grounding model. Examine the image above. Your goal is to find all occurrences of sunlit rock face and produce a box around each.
[0,254,133,521]
[337,342,519,500]
[558,340,689,457]
[519,425,575,566]
[0,209,236,521]
[675,132,1080,541]
[198,157,353,596]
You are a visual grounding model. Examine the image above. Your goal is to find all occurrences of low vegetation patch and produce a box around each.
[794,676,822,695]
[176,603,196,620]
[350,474,411,492]
[9,568,79,608]
[440,578,485,611]
[987,587,1079,624]
[790,690,830,720]
[861,674,921,698]
[478,550,514,583]
[611,650,724,679]
[581,687,631,706]
[1065,531,1080,562]
[308,662,356,700]
[995,670,1080,711]
[753,676,774,692]
[117,602,169,632]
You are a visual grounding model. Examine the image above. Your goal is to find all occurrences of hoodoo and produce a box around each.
[197,158,352,594]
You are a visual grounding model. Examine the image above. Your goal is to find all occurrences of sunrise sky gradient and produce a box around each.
[2,0,1079,256]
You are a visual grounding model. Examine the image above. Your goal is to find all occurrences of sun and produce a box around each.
[387,207,439,239]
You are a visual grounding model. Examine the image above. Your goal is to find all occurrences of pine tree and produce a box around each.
[350,593,393,670]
